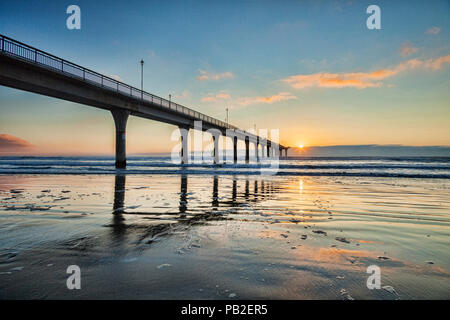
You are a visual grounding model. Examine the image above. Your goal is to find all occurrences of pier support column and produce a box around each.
[245,137,250,163]
[213,133,220,164]
[266,144,270,158]
[233,136,238,163]
[255,140,259,162]
[111,109,129,169]
[179,126,189,164]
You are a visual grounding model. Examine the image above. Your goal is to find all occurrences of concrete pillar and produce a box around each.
[179,126,189,164]
[233,136,238,163]
[213,133,220,164]
[111,109,129,168]
[266,144,270,158]
[255,141,259,161]
[245,137,250,163]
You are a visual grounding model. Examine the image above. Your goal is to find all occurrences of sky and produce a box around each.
[0,0,449,155]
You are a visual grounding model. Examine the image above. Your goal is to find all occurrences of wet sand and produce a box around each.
[0,174,449,299]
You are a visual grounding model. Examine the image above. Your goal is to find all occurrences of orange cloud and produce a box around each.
[423,55,450,70]
[0,134,35,154]
[400,42,418,56]
[236,92,297,106]
[196,70,234,81]
[201,92,231,102]
[282,55,450,90]
[201,92,297,107]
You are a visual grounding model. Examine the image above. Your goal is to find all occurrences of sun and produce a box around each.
[298,144,304,149]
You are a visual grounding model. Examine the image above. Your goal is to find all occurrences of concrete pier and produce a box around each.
[111,110,129,168]
[213,133,220,164]
[0,35,288,167]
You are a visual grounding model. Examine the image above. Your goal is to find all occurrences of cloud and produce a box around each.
[425,27,441,35]
[108,74,123,82]
[282,55,450,90]
[196,70,234,81]
[201,91,297,107]
[201,92,231,102]
[0,134,35,154]
[423,55,450,70]
[236,92,297,106]
[176,90,192,100]
[400,42,418,56]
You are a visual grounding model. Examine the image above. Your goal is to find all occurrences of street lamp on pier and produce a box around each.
[140,59,144,99]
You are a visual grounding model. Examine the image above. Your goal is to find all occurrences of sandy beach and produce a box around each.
[1,172,449,299]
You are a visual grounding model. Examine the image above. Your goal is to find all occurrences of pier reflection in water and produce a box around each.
[109,174,277,244]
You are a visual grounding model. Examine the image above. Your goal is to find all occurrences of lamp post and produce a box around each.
[140,59,144,99]
[169,94,171,107]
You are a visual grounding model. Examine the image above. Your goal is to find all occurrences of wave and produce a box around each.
[0,161,449,170]
[0,167,449,179]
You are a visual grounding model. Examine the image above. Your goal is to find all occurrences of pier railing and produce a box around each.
[0,34,241,132]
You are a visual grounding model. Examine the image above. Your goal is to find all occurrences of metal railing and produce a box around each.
[0,34,245,132]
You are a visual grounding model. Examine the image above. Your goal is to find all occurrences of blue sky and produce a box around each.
[0,0,449,155]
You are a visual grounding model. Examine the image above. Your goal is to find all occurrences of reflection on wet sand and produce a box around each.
[110,174,278,242]
[212,175,219,209]
[179,175,187,215]
[107,174,282,252]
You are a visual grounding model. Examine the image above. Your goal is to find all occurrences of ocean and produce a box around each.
[0,156,449,178]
